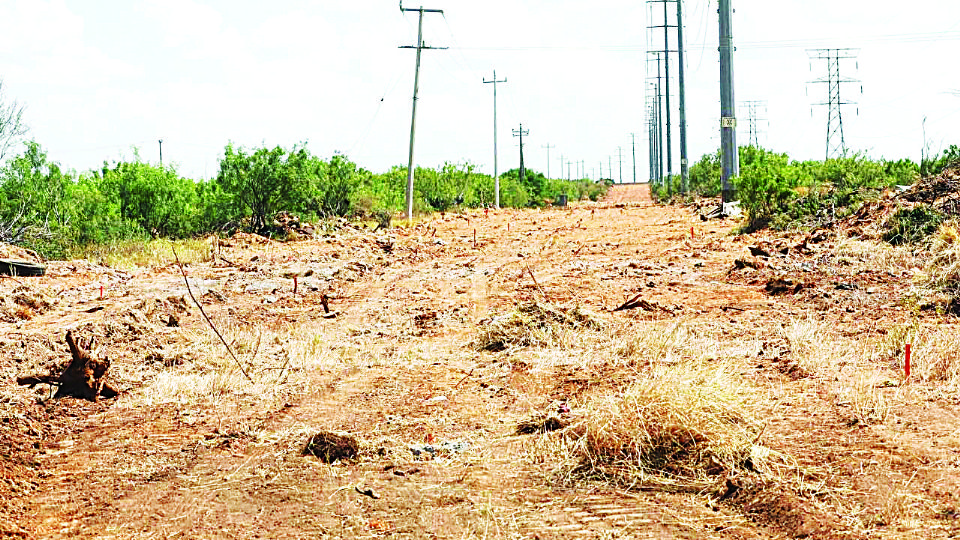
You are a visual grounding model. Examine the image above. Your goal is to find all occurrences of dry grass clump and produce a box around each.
[77,237,213,268]
[475,301,603,352]
[908,324,960,388]
[780,316,832,374]
[547,358,767,490]
[833,237,920,275]
[923,220,960,295]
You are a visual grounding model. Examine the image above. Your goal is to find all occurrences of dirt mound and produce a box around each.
[722,476,849,539]
[0,242,42,263]
[0,285,58,322]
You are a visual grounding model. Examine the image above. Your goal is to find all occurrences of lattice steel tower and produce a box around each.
[807,48,861,160]
[740,100,767,148]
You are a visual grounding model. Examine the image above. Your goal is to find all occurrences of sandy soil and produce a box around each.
[2,184,959,539]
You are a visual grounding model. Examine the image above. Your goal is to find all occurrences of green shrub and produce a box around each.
[883,205,944,245]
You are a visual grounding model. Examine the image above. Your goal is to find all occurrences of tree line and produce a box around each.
[0,140,610,259]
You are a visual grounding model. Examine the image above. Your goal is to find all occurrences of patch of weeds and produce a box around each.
[882,205,944,246]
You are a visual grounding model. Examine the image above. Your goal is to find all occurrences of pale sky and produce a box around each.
[1,0,959,182]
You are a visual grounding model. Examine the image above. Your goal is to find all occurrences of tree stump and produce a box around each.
[17,330,119,401]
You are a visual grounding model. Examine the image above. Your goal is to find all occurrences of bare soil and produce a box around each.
[2,185,959,539]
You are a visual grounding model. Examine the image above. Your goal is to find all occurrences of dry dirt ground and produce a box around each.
[2,184,960,539]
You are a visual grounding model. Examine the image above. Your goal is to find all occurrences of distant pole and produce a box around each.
[608,156,613,183]
[631,133,637,184]
[581,160,585,180]
[158,139,163,166]
[718,0,738,203]
[483,70,507,208]
[512,123,530,186]
[677,0,689,192]
[542,143,555,178]
[617,146,624,184]
[662,0,673,182]
[400,3,447,223]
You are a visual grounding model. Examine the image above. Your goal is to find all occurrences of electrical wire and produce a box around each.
[346,65,408,158]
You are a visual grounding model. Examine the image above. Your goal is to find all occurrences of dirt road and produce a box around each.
[3,184,960,539]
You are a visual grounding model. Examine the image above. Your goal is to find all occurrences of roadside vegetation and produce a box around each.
[651,145,953,230]
[0,139,608,261]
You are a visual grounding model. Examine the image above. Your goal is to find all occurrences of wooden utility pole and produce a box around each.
[400,2,447,223]
[542,144,555,178]
[512,123,529,186]
[483,70,507,208]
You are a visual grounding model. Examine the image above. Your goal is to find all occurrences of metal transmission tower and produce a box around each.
[718,0,738,203]
[542,144,554,178]
[740,100,768,148]
[512,123,529,186]
[807,48,861,160]
[399,2,447,222]
[483,70,507,208]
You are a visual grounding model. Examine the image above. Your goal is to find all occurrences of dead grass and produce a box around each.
[544,356,767,491]
[833,237,921,275]
[522,319,775,492]
[924,220,960,295]
[75,237,213,268]
[781,316,830,374]
[115,316,360,411]
[475,301,604,352]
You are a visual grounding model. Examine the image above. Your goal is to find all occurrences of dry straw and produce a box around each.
[559,356,766,491]
[475,301,603,352]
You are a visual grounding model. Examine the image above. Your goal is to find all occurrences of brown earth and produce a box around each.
[1,184,959,539]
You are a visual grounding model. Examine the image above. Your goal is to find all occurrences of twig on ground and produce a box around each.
[525,265,549,301]
[172,246,253,383]
[613,293,671,313]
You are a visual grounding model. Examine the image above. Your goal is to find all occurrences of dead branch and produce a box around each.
[613,293,671,313]
[172,247,253,383]
[525,265,549,301]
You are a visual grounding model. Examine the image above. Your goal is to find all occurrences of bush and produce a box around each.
[216,144,317,233]
[100,159,200,238]
[883,205,944,246]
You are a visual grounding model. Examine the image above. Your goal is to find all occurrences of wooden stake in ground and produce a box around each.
[17,330,119,401]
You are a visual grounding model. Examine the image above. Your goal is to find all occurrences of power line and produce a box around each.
[719,0,738,203]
